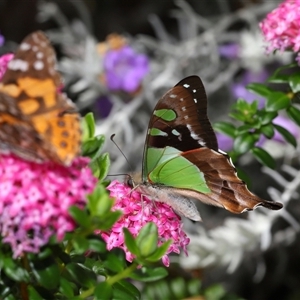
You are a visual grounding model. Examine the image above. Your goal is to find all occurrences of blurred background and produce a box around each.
[1,1,300,299]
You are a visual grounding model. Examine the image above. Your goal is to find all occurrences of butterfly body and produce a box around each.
[130,76,283,220]
[0,31,81,165]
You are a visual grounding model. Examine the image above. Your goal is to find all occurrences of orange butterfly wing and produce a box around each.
[0,31,81,165]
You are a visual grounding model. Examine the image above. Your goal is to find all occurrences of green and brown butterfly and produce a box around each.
[127,76,283,221]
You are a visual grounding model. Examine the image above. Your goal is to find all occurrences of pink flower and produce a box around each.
[260,0,300,62]
[0,53,14,80]
[98,180,190,267]
[0,154,97,258]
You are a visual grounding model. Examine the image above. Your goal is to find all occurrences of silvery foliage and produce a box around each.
[37,0,299,279]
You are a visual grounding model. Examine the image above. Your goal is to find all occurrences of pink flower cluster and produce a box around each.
[99,180,190,267]
[260,0,300,61]
[0,53,14,80]
[0,154,97,258]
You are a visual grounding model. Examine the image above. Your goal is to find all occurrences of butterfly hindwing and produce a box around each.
[140,76,282,219]
[0,31,81,165]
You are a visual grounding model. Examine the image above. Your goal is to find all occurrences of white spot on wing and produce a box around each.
[36,52,44,59]
[20,43,31,51]
[180,98,184,102]
[194,98,197,103]
[193,89,196,93]
[187,124,206,146]
[182,106,186,111]
[34,60,44,70]
[184,116,189,120]
[183,83,190,88]
[169,93,177,99]
[8,59,29,71]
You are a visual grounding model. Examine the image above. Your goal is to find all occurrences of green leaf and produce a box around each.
[31,258,60,289]
[146,240,172,262]
[104,253,125,273]
[266,92,290,111]
[94,282,112,300]
[204,284,226,300]
[260,124,275,139]
[66,263,97,288]
[233,134,257,154]
[273,124,297,147]
[288,73,300,93]
[87,238,107,253]
[130,267,168,282]
[28,286,44,300]
[82,135,106,158]
[258,111,278,125]
[2,257,29,282]
[236,124,255,135]
[68,206,91,228]
[247,83,271,97]
[268,63,297,83]
[72,236,90,254]
[287,105,300,126]
[82,112,95,141]
[113,281,140,300]
[90,152,110,181]
[170,277,186,299]
[251,147,276,169]
[59,277,75,298]
[114,280,141,300]
[136,223,158,257]
[213,122,236,138]
[124,228,140,256]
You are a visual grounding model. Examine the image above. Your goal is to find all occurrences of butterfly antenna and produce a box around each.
[110,134,133,171]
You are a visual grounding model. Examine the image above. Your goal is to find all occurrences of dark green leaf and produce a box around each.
[113,281,140,300]
[233,134,256,154]
[213,122,236,138]
[66,263,97,288]
[130,267,168,282]
[94,282,112,300]
[273,124,297,147]
[266,92,290,111]
[82,135,106,158]
[247,83,272,97]
[59,277,75,297]
[115,279,140,300]
[124,228,140,256]
[136,223,158,257]
[287,105,300,126]
[87,238,106,253]
[235,124,254,135]
[260,124,275,139]
[2,257,29,282]
[28,286,44,300]
[31,259,60,289]
[268,63,297,83]
[251,147,276,169]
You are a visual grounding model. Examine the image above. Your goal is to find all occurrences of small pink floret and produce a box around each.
[0,154,97,258]
[98,180,190,267]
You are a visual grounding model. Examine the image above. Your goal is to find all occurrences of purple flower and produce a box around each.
[0,154,97,258]
[104,46,149,93]
[0,33,4,47]
[216,133,234,151]
[231,70,269,108]
[219,43,240,59]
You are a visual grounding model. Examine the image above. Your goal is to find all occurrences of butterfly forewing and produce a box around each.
[140,76,282,220]
[0,31,81,165]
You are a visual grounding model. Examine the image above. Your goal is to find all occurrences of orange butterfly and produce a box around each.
[0,31,81,165]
